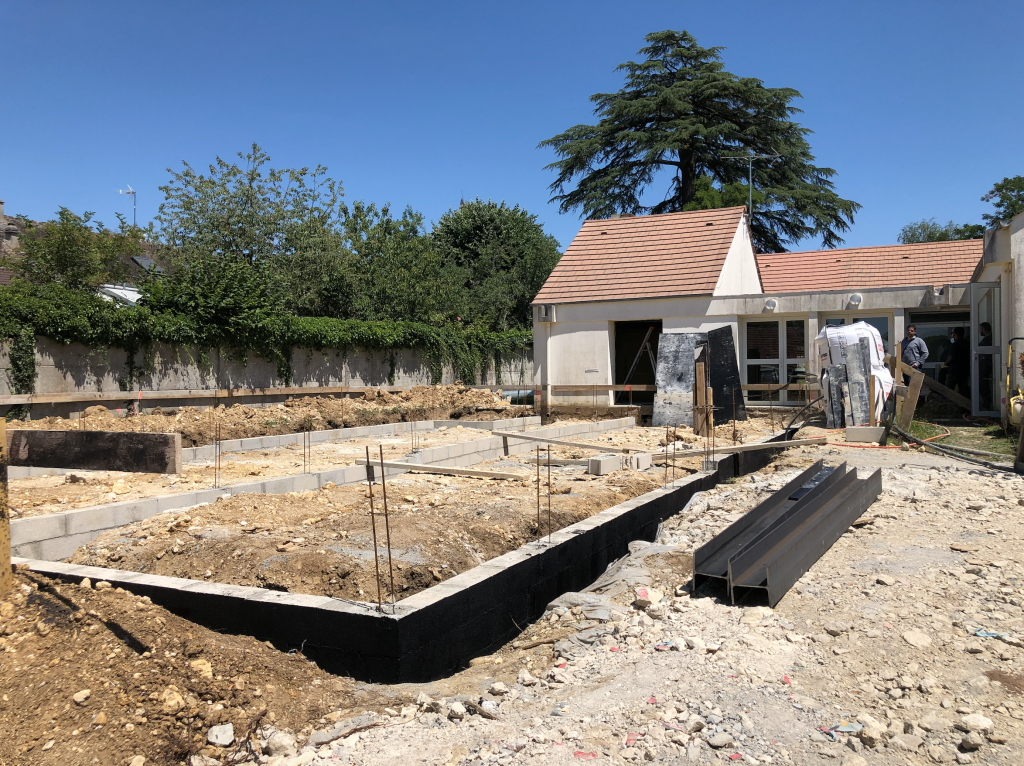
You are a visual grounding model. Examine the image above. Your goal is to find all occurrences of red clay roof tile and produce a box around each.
[755,239,983,294]
[533,207,745,305]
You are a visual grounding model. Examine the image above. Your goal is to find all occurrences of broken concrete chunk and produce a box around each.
[634,587,663,609]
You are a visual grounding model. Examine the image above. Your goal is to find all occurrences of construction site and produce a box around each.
[3,154,1024,766]
[3,316,1024,766]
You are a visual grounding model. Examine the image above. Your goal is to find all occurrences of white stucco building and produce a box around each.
[533,206,1024,419]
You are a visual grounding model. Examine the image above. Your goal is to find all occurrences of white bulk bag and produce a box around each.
[816,322,893,425]
[815,322,886,370]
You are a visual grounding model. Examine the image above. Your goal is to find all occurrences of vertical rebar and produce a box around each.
[365,446,383,612]
[536,446,541,539]
[214,421,222,489]
[672,436,676,481]
[379,445,396,609]
[732,388,737,444]
[665,426,669,482]
[547,445,552,543]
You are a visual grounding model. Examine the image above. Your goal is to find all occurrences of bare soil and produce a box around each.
[68,463,663,603]
[9,424,530,520]
[0,570,392,766]
[9,385,531,446]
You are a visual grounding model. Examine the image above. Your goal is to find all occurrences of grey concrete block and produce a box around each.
[845,426,886,443]
[261,476,296,494]
[292,473,320,492]
[11,513,67,546]
[629,453,653,471]
[588,454,621,475]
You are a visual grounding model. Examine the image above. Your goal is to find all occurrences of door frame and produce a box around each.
[970,282,1001,416]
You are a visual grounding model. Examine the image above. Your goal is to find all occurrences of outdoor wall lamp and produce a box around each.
[764,297,778,311]
[849,293,863,307]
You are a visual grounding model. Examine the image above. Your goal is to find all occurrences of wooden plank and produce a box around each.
[5,430,182,473]
[0,383,510,407]
[898,369,926,431]
[355,458,522,480]
[883,354,971,410]
[657,437,826,457]
[695,363,707,437]
[742,384,823,392]
[490,430,633,454]
[519,457,589,466]
[0,420,10,596]
[551,384,657,393]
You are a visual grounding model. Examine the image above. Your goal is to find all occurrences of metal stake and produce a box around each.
[365,446,383,612]
[732,388,737,444]
[379,445,396,608]
[536,446,541,538]
[547,446,552,543]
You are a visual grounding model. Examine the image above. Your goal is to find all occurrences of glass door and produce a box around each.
[970,283,1000,416]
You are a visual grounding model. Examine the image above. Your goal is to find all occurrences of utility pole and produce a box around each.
[117,185,137,227]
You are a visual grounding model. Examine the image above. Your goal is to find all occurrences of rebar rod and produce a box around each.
[536,446,541,539]
[379,445,396,608]
[547,446,552,543]
[365,446,383,612]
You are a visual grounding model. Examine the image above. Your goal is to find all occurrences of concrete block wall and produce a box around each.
[7,417,543,478]
[14,428,790,683]
[10,417,625,561]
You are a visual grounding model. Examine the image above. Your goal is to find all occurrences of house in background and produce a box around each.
[532,206,1024,419]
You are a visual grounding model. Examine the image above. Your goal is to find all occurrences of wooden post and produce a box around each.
[891,341,901,379]
[869,375,877,428]
[695,362,707,437]
[899,368,926,431]
[0,419,10,597]
[706,386,714,437]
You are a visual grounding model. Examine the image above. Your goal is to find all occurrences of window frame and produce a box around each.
[741,316,809,405]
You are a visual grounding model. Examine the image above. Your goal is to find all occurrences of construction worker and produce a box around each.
[901,324,929,384]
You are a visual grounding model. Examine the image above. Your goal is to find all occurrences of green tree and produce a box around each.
[432,199,561,332]
[3,208,140,288]
[151,143,353,317]
[341,201,464,325]
[897,218,985,244]
[539,30,860,252]
[981,175,1024,224]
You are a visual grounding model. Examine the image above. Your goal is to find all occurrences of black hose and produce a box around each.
[891,423,1020,474]
[786,396,824,431]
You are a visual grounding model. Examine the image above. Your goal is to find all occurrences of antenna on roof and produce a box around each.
[722,154,779,221]
[117,185,137,227]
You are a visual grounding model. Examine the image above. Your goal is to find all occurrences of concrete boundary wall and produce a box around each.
[11,418,632,561]
[13,429,790,683]
[8,416,544,478]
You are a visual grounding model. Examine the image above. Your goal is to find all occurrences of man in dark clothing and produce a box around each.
[948,326,970,396]
[901,324,929,384]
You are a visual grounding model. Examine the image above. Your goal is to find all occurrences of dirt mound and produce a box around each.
[0,571,390,766]
[11,385,532,447]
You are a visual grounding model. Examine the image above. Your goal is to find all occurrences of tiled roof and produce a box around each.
[533,207,745,305]
[756,239,984,294]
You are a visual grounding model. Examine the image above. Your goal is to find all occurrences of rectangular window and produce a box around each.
[785,320,806,360]
[747,364,780,402]
[746,321,779,360]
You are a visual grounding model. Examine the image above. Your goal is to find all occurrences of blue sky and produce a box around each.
[2,0,1022,253]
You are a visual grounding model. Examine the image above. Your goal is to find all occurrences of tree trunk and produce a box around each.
[676,149,697,206]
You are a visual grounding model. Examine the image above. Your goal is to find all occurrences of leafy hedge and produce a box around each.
[0,282,533,393]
